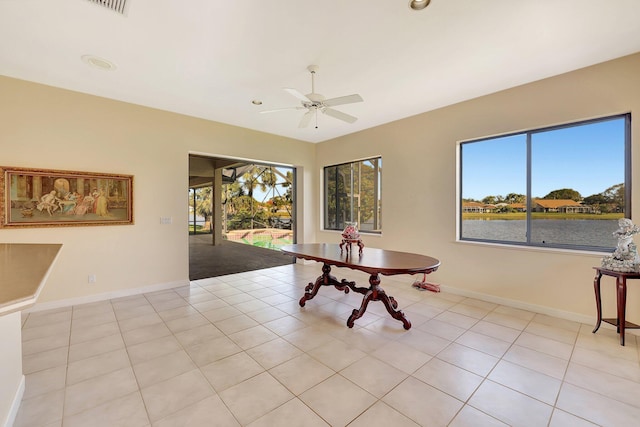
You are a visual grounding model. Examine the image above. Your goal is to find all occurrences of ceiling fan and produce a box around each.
[260,65,363,128]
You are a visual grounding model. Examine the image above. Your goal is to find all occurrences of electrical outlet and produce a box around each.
[160,217,172,224]
[88,274,96,284]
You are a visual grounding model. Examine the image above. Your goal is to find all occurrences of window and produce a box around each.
[324,157,382,233]
[460,114,630,251]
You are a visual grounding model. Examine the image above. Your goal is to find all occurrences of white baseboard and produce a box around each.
[438,283,594,324]
[4,374,24,427]
[26,279,189,313]
[437,282,639,336]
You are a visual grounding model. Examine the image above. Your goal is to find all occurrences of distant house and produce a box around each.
[462,201,495,213]
[532,199,593,213]
[509,203,527,212]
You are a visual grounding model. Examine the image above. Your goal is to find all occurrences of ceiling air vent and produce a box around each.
[86,0,128,15]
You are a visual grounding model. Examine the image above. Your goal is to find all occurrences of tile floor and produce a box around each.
[15,263,640,426]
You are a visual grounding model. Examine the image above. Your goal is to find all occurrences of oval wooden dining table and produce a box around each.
[281,243,440,329]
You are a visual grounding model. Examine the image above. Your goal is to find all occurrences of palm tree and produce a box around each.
[193,187,212,231]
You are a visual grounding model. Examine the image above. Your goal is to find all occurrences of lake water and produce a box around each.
[462,219,619,249]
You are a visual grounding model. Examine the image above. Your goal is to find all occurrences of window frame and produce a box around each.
[458,113,631,252]
[323,156,382,234]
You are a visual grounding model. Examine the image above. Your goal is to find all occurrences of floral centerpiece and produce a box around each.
[341,222,360,240]
[340,222,364,254]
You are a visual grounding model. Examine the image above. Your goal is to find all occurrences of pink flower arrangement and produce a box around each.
[342,223,360,239]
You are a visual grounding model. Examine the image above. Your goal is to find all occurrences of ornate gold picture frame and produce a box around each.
[1,166,133,228]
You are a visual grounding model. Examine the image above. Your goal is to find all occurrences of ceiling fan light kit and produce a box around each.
[260,65,363,129]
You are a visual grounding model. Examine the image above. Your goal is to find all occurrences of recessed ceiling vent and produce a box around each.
[86,0,128,15]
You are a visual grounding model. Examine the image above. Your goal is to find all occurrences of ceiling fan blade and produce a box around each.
[322,94,363,107]
[259,107,304,114]
[284,88,311,103]
[322,108,358,124]
[298,110,314,128]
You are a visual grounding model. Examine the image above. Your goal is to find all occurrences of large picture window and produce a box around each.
[324,157,382,233]
[460,114,630,251]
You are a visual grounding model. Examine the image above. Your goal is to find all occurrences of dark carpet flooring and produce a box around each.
[189,234,294,280]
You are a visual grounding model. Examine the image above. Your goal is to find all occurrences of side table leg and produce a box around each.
[617,276,627,346]
[592,271,603,333]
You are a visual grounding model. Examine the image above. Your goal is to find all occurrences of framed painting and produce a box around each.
[1,166,133,228]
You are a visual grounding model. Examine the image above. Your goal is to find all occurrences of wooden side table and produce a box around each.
[592,267,640,346]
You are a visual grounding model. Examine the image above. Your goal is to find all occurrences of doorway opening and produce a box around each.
[188,154,296,280]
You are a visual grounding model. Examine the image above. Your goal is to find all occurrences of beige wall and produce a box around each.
[0,76,316,304]
[316,53,640,323]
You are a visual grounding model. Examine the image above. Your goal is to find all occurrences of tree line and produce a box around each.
[464,183,624,214]
[190,166,293,232]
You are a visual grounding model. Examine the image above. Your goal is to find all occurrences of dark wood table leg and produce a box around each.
[592,270,603,333]
[617,276,627,346]
[346,274,412,330]
[299,263,349,307]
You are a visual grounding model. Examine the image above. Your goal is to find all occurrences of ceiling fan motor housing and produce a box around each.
[303,93,325,109]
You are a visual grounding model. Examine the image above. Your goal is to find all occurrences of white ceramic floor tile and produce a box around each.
[570,345,640,382]
[66,348,131,386]
[564,362,640,409]
[437,342,499,376]
[556,382,640,426]
[173,323,224,347]
[14,389,65,427]
[245,337,303,369]
[22,346,69,375]
[154,395,240,427]
[127,335,182,365]
[413,357,483,401]
[64,366,139,416]
[515,332,574,360]
[469,380,553,427]
[382,376,464,426]
[503,344,568,380]
[247,398,329,427]
[140,369,214,422]
[340,355,408,397]
[396,328,452,356]
[307,337,366,371]
[21,320,71,342]
[200,351,265,392]
[132,349,196,388]
[470,320,522,343]
[68,333,125,363]
[548,409,600,427]
[455,330,512,358]
[62,391,149,427]
[17,265,640,427]
[371,339,432,374]
[348,401,420,427]
[184,335,243,367]
[269,354,335,395]
[227,324,279,350]
[299,374,377,426]
[219,372,294,425]
[23,365,67,400]
[488,360,562,405]
[449,405,509,427]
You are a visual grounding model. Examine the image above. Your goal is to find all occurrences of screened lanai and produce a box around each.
[188,155,295,280]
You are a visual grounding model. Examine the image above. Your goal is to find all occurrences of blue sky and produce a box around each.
[461,117,626,201]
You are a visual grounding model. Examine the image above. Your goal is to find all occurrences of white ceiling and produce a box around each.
[2,0,640,144]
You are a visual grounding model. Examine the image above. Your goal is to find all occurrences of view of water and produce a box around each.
[462,219,619,249]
